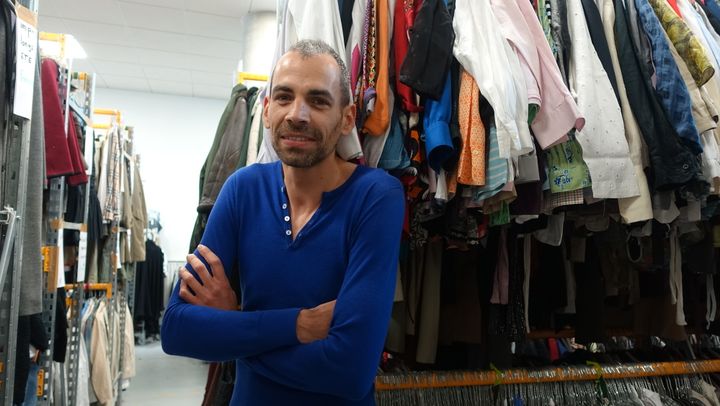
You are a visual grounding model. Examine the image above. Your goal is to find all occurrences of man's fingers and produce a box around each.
[179,280,199,305]
[179,267,204,296]
[197,244,227,282]
[187,254,211,285]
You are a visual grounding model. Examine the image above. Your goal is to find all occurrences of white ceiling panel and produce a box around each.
[184,11,244,41]
[193,84,232,100]
[183,36,243,60]
[92,60,145,77]
[119,2,186,34]
[81,42,139,64]
[185,0,251,19]
[180,54,236,75]
[149,79,193,96]
[38,16,68,34]
[191,70,233,87]
[39,1,62,17]
[124,27,189,55]
[51,0,125,25]
[63,20,130,47]
[117,0,184,10]
[143,66,193,82]
[100,74,150,92]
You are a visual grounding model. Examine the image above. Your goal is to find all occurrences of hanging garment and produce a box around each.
[614,0,703,192]
[130,161,147,262]
[199,85,248,214]
[649,0,715,88]
[41,58,74,178]
[495,0,583,150]
[566,0,639,199]
[597,0,653,223]
[257,0,363,162]
[90,300,113,405]
[456,68,486,186]
[424,72,455,172]
[399,0,455,101]
[20,59,44,316]
[362,0,391,136]
[546,137,592,194]
[635,0,703,155]
[392,0,422,113]
[453,0,533,159]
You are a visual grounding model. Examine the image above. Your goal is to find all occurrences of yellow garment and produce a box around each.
[649,0,715,86]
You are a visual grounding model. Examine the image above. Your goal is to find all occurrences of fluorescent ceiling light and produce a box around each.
[39,33,87,60]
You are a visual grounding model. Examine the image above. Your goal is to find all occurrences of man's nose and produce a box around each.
[286,99,310,124]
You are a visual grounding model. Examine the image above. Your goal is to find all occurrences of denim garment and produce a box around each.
[635,0,702,154]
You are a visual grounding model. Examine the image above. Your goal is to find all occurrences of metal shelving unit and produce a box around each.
[0,0,39,404]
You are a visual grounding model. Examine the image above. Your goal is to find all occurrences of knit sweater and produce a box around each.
[162,161,404,405]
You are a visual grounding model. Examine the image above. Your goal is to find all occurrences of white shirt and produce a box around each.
[566,0,639,199]
[453,0,533,159]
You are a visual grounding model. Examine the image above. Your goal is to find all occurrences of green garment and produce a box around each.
[547,135,592,193]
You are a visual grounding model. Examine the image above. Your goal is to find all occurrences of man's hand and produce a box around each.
[296,300,336,344]
[179,244,238,311]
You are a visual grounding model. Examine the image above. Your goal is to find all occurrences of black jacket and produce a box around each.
[399,0,454,100]
[615,0,704,193]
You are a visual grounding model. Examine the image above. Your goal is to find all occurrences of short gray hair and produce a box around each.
[285,39,351,107]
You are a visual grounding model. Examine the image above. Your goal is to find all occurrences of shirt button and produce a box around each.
[282,203,287,209]
[682,164,689,170]
[284,216,290,222]
[285,230,292,236]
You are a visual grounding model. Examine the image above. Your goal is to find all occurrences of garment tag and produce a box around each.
[13,4,38,119]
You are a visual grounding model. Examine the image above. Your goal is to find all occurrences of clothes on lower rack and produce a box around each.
[133,240,165,340]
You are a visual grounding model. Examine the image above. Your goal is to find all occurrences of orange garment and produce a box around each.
[457,68,486,186]
[363,0,392,136]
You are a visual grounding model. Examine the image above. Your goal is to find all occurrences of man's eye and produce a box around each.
[312,98,330,106]
[276,94,291,102]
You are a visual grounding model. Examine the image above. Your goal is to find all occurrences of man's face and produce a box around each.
[263,52,354,168]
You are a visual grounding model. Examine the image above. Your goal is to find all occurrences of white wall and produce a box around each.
[93,88,228,262]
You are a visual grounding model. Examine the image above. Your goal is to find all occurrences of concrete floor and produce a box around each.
[119,341,208,405]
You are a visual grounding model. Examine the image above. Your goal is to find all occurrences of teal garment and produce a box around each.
[546,135,592,193]
[472,126,507,203]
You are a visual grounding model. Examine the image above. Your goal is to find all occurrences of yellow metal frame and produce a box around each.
[39,32,66,59]
[237,71,269,84]
[92,108,122,129]
[65,283,113,299]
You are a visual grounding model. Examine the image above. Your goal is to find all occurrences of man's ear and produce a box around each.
[262,95,270,128]
[341,103,356,135]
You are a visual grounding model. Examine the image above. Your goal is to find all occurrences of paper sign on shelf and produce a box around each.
[13,4,38,120]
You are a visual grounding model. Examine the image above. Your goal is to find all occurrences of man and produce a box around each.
[161,39,404,405]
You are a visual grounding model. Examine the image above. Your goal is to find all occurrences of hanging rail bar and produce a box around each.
[374,360,720,390]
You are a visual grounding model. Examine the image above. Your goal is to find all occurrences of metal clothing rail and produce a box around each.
[374,360,720,390]
[92,108,122,129]
[64,283,113,299]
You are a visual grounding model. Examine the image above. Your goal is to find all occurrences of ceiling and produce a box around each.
[38,0,277,100]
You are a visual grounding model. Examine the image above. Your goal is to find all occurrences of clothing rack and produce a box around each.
[374,360,720,390]
[65,283,113,299]
[92,108,122,129]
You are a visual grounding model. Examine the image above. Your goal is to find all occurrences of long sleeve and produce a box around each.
[243,183,405,401]
[423,73,455,172]
[161,174,302,362]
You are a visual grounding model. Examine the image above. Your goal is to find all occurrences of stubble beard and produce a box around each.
[272,122,342,168]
